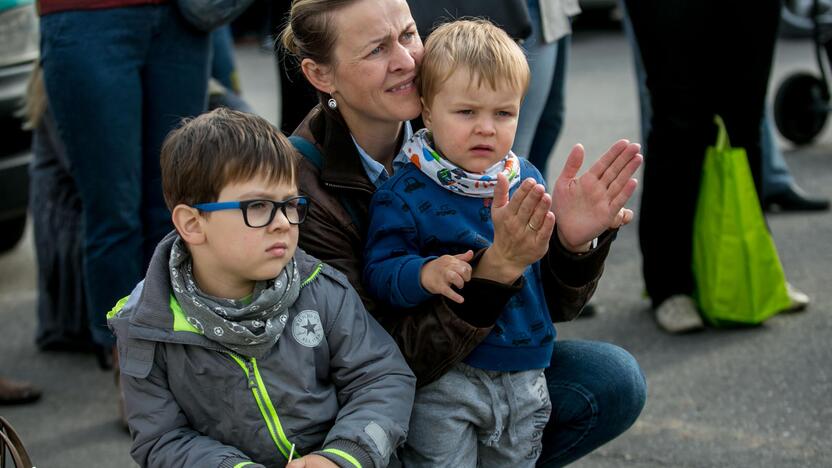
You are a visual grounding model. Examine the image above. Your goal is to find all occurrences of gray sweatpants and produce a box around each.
[402,362,551,467]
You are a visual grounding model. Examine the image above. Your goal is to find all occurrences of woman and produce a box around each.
[280,0,647,465]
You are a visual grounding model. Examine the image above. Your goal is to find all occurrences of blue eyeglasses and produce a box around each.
[193,196,309,228]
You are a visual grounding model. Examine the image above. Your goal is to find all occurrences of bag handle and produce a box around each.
[0,417,33,468]
[713,115,730,151]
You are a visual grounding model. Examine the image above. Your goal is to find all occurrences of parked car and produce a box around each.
[0,0,37,252]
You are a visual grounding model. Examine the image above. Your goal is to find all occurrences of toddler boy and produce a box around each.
[363,19,555,467]
[108,108,415,468]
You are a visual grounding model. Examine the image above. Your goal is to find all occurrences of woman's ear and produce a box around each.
[421,97,432,130]
[300,58,335,95]
[172,205,206,245]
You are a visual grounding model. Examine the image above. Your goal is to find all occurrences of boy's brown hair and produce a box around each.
[418,19,530,108]
[160,108,298,210]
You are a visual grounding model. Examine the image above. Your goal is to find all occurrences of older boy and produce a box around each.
[108,108,415,468]
[363,20,642,467]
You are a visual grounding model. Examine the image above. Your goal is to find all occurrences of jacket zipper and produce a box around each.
[227,352,294,461]
[324,181,374,195]
[224,264,324,461]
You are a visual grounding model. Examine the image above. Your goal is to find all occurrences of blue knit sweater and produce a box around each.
[363,159,555,372]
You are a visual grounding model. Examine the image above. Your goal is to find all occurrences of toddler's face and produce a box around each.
[199,176,300,288]
[422,69,523,173]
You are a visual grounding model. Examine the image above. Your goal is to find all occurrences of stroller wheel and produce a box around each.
[774,72,829,145]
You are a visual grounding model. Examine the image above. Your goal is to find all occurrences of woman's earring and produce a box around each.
[327,98,337,110]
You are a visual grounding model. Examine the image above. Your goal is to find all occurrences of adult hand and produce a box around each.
[286,454,339,468]
[552,140,642,252]
[421,250,474,303]
[475,173,555,283]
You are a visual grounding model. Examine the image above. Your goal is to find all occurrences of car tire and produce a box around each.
[0,216,26,252]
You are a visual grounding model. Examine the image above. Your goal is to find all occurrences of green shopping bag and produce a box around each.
[692,116,791,326]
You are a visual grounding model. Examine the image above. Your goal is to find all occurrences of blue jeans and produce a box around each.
[40,5,210,347]
[514,0,570,175]
[211,25,238,92]
[761,109,794,198]
[538,340,647,467]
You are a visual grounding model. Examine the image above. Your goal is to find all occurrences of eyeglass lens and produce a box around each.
[245,199,307,227]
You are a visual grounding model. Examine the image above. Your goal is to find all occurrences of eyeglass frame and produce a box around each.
[192,196,309,228]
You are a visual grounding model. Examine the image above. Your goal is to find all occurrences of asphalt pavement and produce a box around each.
[1,22,830,468]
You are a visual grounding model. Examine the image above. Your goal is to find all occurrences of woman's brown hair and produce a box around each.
[278,0,361,106]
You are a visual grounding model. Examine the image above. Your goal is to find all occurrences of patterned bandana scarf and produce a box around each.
[168,237,300,359]
[401,128,521,198]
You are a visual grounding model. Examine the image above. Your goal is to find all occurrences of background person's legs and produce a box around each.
[41,8,148,352]
[141,6,210,263]
[761,111,830,211]
[514,0,557,164]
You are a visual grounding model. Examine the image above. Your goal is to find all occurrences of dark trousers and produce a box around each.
[625,0,781,306]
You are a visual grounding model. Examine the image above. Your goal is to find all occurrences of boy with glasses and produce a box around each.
[108,108,415,468]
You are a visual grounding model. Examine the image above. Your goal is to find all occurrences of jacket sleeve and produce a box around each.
[314,276,417,468]
[363,188,435,308]
[122,343,263,468]
[541,227,617,322]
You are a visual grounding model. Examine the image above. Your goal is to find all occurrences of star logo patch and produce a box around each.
[292,310,324,348]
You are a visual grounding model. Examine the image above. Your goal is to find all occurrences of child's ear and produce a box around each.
[300,58,335,95]
[421,97,432,130]
[172,205,206,245]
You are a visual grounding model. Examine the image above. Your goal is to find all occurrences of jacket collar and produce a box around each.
[308,106,377,194]
[296,105,419,194]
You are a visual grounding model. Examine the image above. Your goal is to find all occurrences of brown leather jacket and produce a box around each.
[293,106,615,385]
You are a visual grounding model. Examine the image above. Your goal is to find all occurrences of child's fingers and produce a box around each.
[446,270,466,290]
[449,255,473,282]
[459,263,472,282]
[441,286,465,304]
[452,249,475,263]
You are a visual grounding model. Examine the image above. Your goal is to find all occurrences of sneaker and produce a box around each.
[781,283,810,313]
[654,295,705,334]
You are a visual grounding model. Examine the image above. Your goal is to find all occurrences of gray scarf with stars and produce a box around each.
[168,237,300,359]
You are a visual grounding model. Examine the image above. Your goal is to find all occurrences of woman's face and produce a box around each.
[328,0,423,127]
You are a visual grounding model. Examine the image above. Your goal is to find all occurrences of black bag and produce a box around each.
[176,0,256,31]
[407,0,532,40]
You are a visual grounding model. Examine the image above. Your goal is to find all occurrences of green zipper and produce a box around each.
[301,263,323,288]
[198,264,324,460]
[227,353,294,460]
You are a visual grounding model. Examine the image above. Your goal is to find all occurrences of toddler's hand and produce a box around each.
[420,250,474,303]
[286,454,339,468]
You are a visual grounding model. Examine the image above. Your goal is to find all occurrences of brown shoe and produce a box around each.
[0,377,42,405]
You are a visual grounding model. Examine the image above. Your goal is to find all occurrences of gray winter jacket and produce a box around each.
[108,233,416,468]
